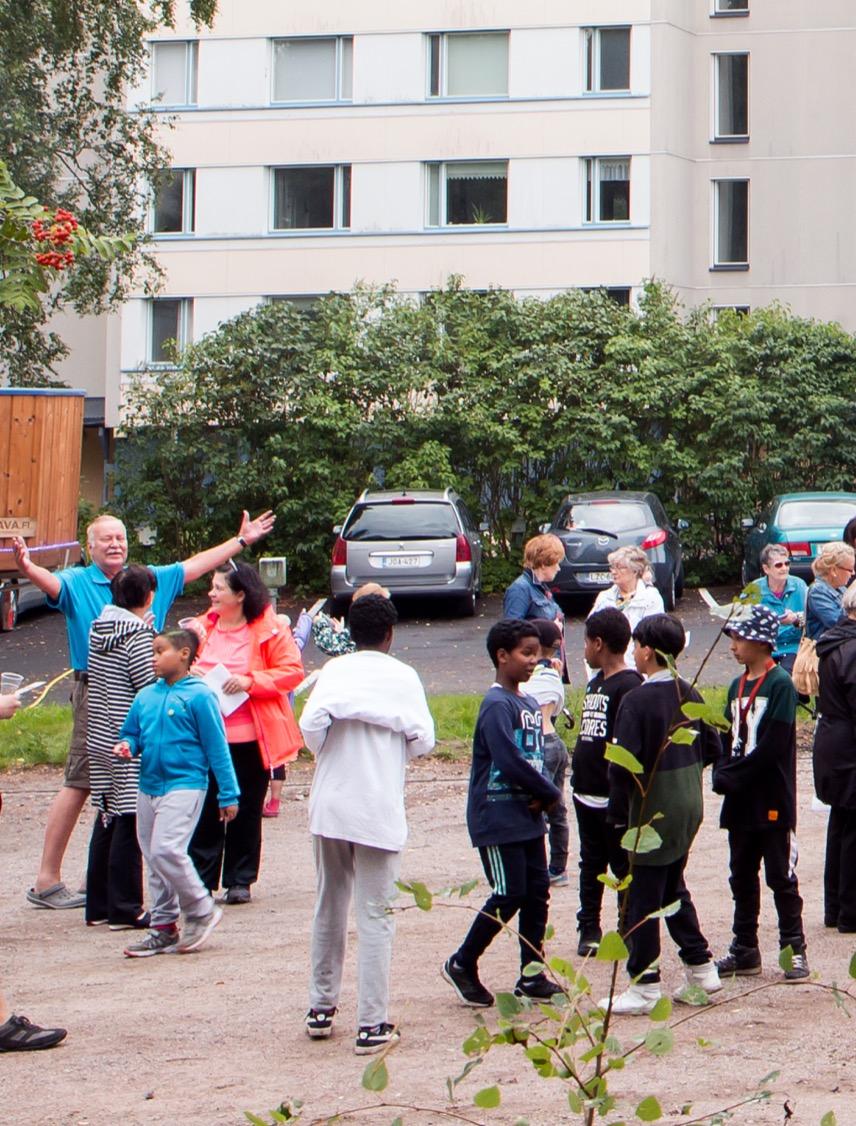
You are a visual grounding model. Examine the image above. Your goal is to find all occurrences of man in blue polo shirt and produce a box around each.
[12,508,274,910]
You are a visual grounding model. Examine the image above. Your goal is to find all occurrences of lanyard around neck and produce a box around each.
[736,659,775,732]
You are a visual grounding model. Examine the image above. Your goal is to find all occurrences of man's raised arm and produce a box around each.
[11,538,62,601]
[181,510,276,584]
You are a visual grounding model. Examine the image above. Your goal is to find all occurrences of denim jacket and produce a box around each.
[503,569,561,622]
[806,579,846,641]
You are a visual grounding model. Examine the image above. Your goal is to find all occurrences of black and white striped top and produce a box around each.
[87,605,155,817]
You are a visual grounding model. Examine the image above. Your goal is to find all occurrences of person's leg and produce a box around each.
[309,835,355,1013]
[542,734,569,878]
[264,765,286,817]
[516,836,551,972]
[762,829,806,952]
[728,829,764,950]
[106,814,144,923]
[574,798,610,931]
[136,793,179,928]
[353,844,401,1028]
[834,809,856,930]
[662,855,713,966]
[84,815,111,923]
[454,843,528,969]
[188,770,225,892]
[152,790,213,921]
[32,680,89,896]
[624,864,668,983]
[222,742,269,889]
[824,807,844,927]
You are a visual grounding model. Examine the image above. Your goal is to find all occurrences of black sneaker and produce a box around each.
[305,1007,337,1039]
[0,1014,67,1052]
[577,925,602,958]
[354,1022,399,1056]
[514,973,564,1001]
[715,946,762,976]
[109,911,151,931]
[442,956,494,1008]
[782,952,810,982]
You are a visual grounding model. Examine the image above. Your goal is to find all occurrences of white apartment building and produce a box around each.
[59,0,856,496]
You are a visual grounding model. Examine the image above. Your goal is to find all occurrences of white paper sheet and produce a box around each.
[203,663,249,717]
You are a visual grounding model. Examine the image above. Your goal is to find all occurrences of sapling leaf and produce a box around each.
[462,1027,491,1057]
[598,873,621,890]
[645,899,680,920]
[669,726,698,745]
[758,1069,781,1086]
[648,996,673,1021]
[596,931,629,961]
[820,1113,837,1126]
[458,878,479,897]
[643,1027,674,1057]
[849,952,856,979]
[495,992,522,1018]
[544,923,555,940]
[391,1119,404,1126]
[409,880,433,910]
[778,946,794,972]
[635,1095,663,1121]
[244,1116,269,1126]
[567,1090,583,1113]
[604,743,644,774]
[621,824,663,855]
[362,1058,389,1092]
[548,956,575,979]
[521,960,546,977]
[681,700,730,731]
[474,1085,501,1108]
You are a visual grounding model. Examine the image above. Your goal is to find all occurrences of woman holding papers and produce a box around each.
[188,563,304,903]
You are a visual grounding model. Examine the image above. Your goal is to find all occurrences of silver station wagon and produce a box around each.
[330,488,483,616]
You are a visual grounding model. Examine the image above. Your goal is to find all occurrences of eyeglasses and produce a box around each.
[770,561,791,569]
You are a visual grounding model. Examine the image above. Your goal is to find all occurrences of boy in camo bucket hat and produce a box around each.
[712,603,809,982]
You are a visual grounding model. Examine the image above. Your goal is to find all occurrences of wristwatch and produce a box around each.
[237,535,248,549]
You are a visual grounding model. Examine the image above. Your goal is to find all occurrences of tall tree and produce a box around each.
[0,0,217,383]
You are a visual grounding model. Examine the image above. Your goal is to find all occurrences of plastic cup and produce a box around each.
[1,673,24,695]
[178,617,207,643]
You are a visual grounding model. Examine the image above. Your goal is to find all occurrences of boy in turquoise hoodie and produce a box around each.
[114,629,239,958]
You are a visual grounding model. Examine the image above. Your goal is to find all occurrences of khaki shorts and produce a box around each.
[63,678,90,790]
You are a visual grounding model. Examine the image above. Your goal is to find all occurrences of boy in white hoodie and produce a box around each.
[300,594,435,1056]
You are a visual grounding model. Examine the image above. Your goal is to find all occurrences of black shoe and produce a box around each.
[715,946,762,976]
[305,1007,337,1040]
[109,911,151,931]
[442,957,494,1007]
[782,951,810,982]
[354,1022,400,1056]
[838,923,856,933]
[514,973,563,1001]
[0,1014,67,1052]
[225,885,251,905]
[577,925,602,958]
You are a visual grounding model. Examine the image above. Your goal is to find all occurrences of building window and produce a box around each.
[584,158,631,223]
[712,305,750,320]
[428,32,508,98]
[713,180,749,267]
[714,54,748,139]
[272,37,353,102]
[584,28,631,92]
[151,41,198,106]
[713,0,749,13]
[152,170,195,233]
[427,161,508,226]
[149,299,192,364]
[272,166,351,230]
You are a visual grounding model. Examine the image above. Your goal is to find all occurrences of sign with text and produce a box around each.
[0,517,37,537]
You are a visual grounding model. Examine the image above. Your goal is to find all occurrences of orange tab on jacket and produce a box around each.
[768,810,779,822]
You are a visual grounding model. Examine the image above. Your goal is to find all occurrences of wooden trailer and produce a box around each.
[0,387,85,629]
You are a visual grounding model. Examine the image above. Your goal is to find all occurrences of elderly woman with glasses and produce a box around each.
[587,545,664,669]
[806,541,856,641]
[750,545,808,672]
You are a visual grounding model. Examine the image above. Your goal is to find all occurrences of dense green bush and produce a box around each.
[114,281,856,590]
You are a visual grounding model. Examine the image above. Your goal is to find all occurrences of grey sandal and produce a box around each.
[26,883,86,910]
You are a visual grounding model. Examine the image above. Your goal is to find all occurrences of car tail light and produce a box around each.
[331,537,347,566]
[784,541,811,557]
[641,529,668,549]
[455,533,472,563]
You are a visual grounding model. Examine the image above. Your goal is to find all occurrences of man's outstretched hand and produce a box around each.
[238,510,275,546]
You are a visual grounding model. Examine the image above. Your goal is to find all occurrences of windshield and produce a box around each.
[344,502,459,541]
[777,500,856,531]
[555,502,651,534]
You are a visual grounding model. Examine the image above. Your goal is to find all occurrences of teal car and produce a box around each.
[741,491,856,583]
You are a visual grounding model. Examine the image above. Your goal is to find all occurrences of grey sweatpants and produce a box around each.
[309,835,401,1028]
[137,790,213,927]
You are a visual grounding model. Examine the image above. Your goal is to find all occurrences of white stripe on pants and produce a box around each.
[309,835,400,1028]
[137,790,212,927]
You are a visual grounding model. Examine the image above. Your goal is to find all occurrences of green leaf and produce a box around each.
[604,743,644,774]
[848,952,856,980]
[758,1069,781,1086]
[391,1119,404,1126]
[596,930,630,962]
[778,946,794,972]
[474,1085,501,1109]
[362,1058,389,1092]
[521,960,546,977]
[244,1116,269,1126]
[648,996,673,1021]
[645,899,680,920]
[547,956,575,980]
[820,1113,837,1126]
[495,992,522,1018]
[567,1090,583,1114]
[635,1095,663,1121]
[409,880,433,910]
[620,824,663,855]
[643,1027,674,1057]
[462,1026,491,1057]
[681,701,730,731]
[669,725,698,745]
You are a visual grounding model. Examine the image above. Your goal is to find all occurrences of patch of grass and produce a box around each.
[0,705,73,770]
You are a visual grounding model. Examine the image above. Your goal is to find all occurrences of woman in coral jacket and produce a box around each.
[187,562,304,904]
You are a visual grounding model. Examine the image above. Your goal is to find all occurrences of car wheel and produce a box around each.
[675,563,685,601]
[661,570,676,612]
[456,588,477,618]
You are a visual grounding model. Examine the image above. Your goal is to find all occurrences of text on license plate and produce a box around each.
[381,556,421,568]
[582,571,611,584]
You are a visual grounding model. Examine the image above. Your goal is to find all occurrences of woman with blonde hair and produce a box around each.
[806,541,856,641]
[587,546,664,667]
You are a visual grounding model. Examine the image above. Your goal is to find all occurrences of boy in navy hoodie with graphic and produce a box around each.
[442,619,562,1008]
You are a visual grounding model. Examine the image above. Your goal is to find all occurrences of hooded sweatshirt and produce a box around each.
[814,619,856,809]
[87,605,155,817]
[120,676,239,807]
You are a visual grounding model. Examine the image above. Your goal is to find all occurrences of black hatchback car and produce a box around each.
[540,491,685,609]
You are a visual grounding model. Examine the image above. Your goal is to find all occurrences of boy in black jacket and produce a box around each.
[713,604,809,981]
[572,609,642,957]
[601,614,722,1015]
[442,619,563,1008]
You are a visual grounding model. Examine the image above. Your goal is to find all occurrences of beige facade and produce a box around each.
[56,1,856,450]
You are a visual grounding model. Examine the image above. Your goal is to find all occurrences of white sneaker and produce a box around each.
[674,960,722,1003]
[598,982,661,1015]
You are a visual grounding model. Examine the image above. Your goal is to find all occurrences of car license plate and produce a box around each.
[380,555,421,568]
[582,571,611,585]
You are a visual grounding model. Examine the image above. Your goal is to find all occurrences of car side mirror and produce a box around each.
[677,519,690,531]
[539,523,551,534]
[332,524,342,535]
[740,518,754,530]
